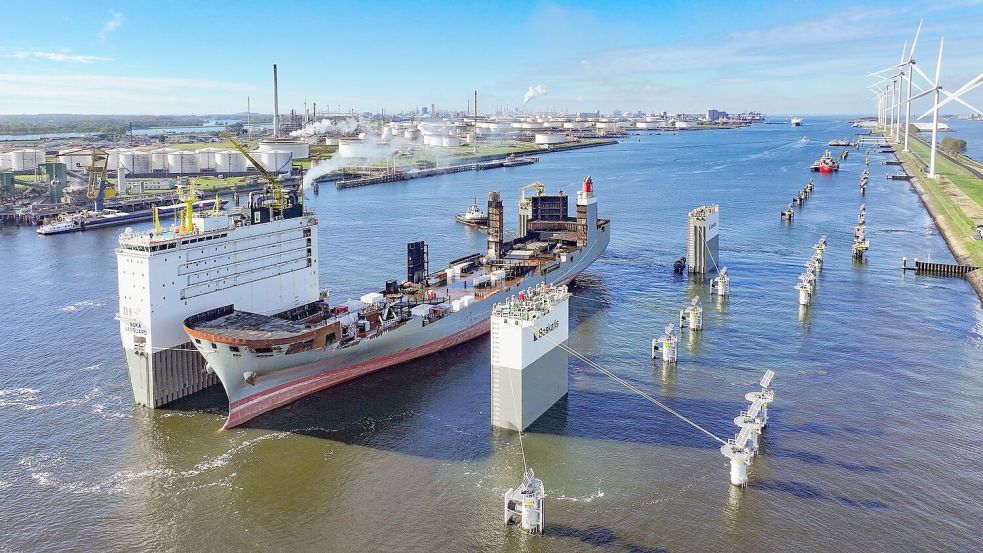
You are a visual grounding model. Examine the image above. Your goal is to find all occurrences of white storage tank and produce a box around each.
[403,129,419,140]
[0,152,11,170]
[119,151,152,174]
[196,148,219,172]
[256,150,293,173]
[9,149,44,171]
[423,134,444,146]
[323,137,340,146]
[258,139,309,160]
[563,121,588,129]
[338,138,375,158]
[535,133,568,145]
[441,136,463,147]
[167,151,199,175]
[150,148,176,172]
[214,150,247,173]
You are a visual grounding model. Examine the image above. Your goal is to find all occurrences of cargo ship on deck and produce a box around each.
[117,176,609,428]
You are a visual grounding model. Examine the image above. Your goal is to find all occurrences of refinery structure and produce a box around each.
[0,64,764,229]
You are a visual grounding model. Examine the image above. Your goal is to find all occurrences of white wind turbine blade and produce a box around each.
[916,38,946,120]
[900,41,908,65]
[941,73,983,102]
[911,63,936,89]
[867,63,906,77]
[908,19,922,63]
[940,88,983,116]
[923,75,983,117]
[905,87,937,105]
[872,72,903,85]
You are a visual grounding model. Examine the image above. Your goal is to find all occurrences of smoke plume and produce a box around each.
[523,84,548,105]
[290,117,361,138]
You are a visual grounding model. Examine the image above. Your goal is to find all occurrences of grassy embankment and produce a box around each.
[893,131,983,268]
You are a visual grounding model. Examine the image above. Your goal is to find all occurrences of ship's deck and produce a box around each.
[187,310,314,342]
[183,223,604,343]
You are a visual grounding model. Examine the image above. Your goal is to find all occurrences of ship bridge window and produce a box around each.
[211,342,217,349]
[194,338,201,344]
[229,346,240,352]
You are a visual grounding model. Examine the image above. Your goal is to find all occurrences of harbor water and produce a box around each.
[2,118,982,552]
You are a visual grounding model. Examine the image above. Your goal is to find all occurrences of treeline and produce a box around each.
[0,113,272,135]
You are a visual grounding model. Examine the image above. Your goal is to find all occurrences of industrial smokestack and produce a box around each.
[273,64,280,139]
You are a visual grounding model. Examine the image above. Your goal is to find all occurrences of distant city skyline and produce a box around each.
[0,0,981,116]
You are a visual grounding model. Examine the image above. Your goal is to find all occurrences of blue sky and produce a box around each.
[1,0,981,115]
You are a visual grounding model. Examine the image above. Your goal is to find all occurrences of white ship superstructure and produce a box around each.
[180,176,609,428]
[116,188,316,408]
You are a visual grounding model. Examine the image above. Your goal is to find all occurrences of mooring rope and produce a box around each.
[544,336,727,446]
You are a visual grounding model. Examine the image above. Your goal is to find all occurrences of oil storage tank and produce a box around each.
[10,149,44,171]
[150,148,176,173]
[258,140,309,160]
[196,148,219,173]
[214,150,247,174]
[256,150,293,173]
[119,150,152,175]
[167,151,199,175]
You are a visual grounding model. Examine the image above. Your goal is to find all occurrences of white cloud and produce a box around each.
[98,10,123,41]
[11,51,113,63]
[103,11,123,33]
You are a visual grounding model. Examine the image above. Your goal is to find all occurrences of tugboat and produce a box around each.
[809,150,840,173]
[455,196,488,229]
[791,117,802,127]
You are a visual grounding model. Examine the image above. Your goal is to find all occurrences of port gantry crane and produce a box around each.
[219,131,285,209]
[60,147,114,209]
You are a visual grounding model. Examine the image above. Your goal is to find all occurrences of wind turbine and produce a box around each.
[868,41,909,142]
[911,38,983,178]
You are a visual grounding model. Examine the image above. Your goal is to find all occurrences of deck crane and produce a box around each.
[220,131,284,209]
[518,181,545,202]
[516,181,546,238]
